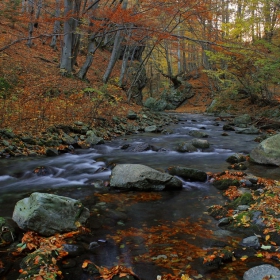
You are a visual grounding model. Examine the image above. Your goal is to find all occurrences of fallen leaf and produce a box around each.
[240,255,248,261]
[82,260,92,268]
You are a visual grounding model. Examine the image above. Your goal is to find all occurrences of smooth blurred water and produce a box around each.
[0,113,279,216]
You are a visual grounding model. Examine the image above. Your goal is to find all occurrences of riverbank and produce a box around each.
[0,109,178,158]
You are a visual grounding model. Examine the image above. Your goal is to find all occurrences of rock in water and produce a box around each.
[12,192,90,236]
[243,264,280,280]
[110,164,182,190]
[250,133,280,166]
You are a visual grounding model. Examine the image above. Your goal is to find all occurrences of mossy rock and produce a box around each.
[228,193,253,209]
[226,210,263,234]
[212,179,240,190]
[226,154,246,164]
[207,205,228,220]
[168,166,207,182]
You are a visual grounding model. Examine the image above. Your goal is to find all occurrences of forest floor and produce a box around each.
[1,15,280,145]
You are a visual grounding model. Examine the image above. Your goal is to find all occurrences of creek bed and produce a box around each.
[1,113,280,279]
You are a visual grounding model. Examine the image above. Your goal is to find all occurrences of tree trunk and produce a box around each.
[102,28,123,83]
[77,34,97,79]
[60,0,74,75]
[50,0,61,49]
[102,0,128,83]
[26,0,34,47]
[71,0,82,67]
[77,0,99,79]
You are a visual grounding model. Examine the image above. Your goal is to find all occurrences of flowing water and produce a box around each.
[1,113,280,280]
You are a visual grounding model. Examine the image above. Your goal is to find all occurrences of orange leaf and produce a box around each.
[240,255,248,261]
[82,260,92,268]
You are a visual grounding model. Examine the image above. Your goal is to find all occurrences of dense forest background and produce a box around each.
[1,0,280,134]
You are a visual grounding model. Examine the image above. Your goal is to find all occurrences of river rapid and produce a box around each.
[1,113,280,280]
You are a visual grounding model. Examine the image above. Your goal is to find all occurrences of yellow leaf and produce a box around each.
[240,255,248,261]
[265,235,270,241]
[241,215,250,224]
[181,274,192,280]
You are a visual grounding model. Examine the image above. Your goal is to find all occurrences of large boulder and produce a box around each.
[12,192,90,236]
[243,264,280,280]
[143,97,168,111]
[144,82,194,111]
[250,133,280,166]
[110,164,182,190]
[161,83,194,109]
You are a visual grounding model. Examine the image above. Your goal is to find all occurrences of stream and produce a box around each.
[1,113,280,280]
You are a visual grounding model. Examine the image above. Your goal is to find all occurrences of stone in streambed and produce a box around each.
[250,133,280,166]
[243,264,280,280]
[167,166,207,182]
[110,164,182,191]
[12,192,90,236]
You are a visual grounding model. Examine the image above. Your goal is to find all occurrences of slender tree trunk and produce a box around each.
[102,28,123,83]
[71,0,82,67]
[119,45,129,86]
[77,0,99,79]
[60,0,74,75]
[77,34,97,79]
[50,0,61,49]
[27,0,34,47]
[102,0,128,84]
[27,0,43,47]
[22,0,27,12]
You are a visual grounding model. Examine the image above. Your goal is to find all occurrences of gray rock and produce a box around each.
[21,136,37,145]
[226,153,246,164]
[235,126,260,134]
[189,130,208,138]
[251,211,265,227]
[223,124,235,131]
[218,217,232,226]
[63,243,85,257]
[243,264,280,280]
[127,110,138,120]
[122,143,157,152]
[234,114,251,127]
[46,148,59,157]
[167,166,207,182]
[237,205,250,211]
[12,192,90,236]
[250,133,280,166]
[61,133,77,145]
[85,131,104,146]
[0,217,18,245]
[240,236,260,249]
[0,129,15,139]
[191,138,210,149]
[176,142,197,153]
[144,125,158,133]
[110,164,182,191]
